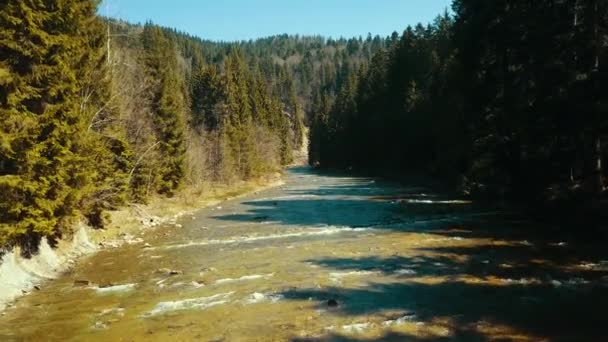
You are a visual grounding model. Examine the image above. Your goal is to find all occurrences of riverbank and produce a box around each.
[0,172,284,312]
[88,172,284,248]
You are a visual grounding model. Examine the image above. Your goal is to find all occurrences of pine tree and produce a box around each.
[223,49,256,178]
[0,0,109,244]
[309,91,330,167]
[191,64,224,131]
[142,23,187,195]
[288,84,304,149]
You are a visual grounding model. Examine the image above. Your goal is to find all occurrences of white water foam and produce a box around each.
[244,292,284,304]
[214,273,273,285]
[329,271,375,284]
[500,278,541,285]
[342,322,372,333]
[160,226,370,250]
[98,307,126,317]
[94,283,136,294]
[143,292,234,317]
[251,194,320,202]
[425,236,465,243]
[382,314,417,327]
[394,269,417,276]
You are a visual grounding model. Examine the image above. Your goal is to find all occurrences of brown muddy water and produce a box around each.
[1,167,607,341]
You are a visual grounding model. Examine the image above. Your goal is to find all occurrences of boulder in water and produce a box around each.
[327,299,338,307]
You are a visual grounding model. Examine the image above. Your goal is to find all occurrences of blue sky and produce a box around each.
[100,0,452,42]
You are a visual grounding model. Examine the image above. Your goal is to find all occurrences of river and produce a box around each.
[1,167,607,341]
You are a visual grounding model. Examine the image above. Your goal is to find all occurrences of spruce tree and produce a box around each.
[142,23,187,195]
[191,64,224,131]
[0,0,109,244]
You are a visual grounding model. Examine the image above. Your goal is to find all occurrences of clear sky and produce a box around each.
[100,0,452,42]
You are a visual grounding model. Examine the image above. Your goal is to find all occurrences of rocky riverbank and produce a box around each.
[0,174,283,312]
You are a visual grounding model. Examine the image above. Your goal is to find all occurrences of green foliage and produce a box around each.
[141,23,187,196]
[0,3,298,247]
[0,0,116,245]
[311,2,608,202]
[191,65,224,131]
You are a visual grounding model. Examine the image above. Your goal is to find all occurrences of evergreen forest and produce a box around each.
[1,0,607,248]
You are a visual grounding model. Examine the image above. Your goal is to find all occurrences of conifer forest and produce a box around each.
[1,1,607,341]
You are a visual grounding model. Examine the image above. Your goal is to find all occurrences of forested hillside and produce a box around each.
[1,0,387,247]
[3,0,606,248]
[310,1,608,202]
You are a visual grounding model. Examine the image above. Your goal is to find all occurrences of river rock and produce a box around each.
[157,268,182,276]
[94,321,108,330]
[192,280,206,288]
[74,280,90,287]
[327,299,339,307]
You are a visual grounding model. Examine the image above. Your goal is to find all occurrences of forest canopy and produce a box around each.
[309,1,608,202]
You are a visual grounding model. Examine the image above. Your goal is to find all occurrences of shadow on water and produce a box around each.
[214,167,491,232]
[283,243,608,341]
[284,254,608,341]
[215,167,608,341]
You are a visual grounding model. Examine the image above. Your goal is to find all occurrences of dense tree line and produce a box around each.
[0,1,308,247]
[106,20,393,151]
[310,2,608,202]
[154,25,390,144]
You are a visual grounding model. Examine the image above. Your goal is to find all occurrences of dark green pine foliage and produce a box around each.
[141,23,187,196]
[223,49,256,178]
[311,2,607,202]
[308,91,331,167]
[191,64,224,131]
[0,0,114,245]
[288,83,305,150]
[453,0,608,197]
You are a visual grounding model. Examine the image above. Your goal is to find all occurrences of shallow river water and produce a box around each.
[1,167,607,341]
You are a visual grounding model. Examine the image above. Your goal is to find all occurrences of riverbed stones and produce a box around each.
[156,268,182,276]
[73,280,90,287]
[94,321,108,330]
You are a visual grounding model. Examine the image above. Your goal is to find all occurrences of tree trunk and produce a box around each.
[594,135,604,191]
